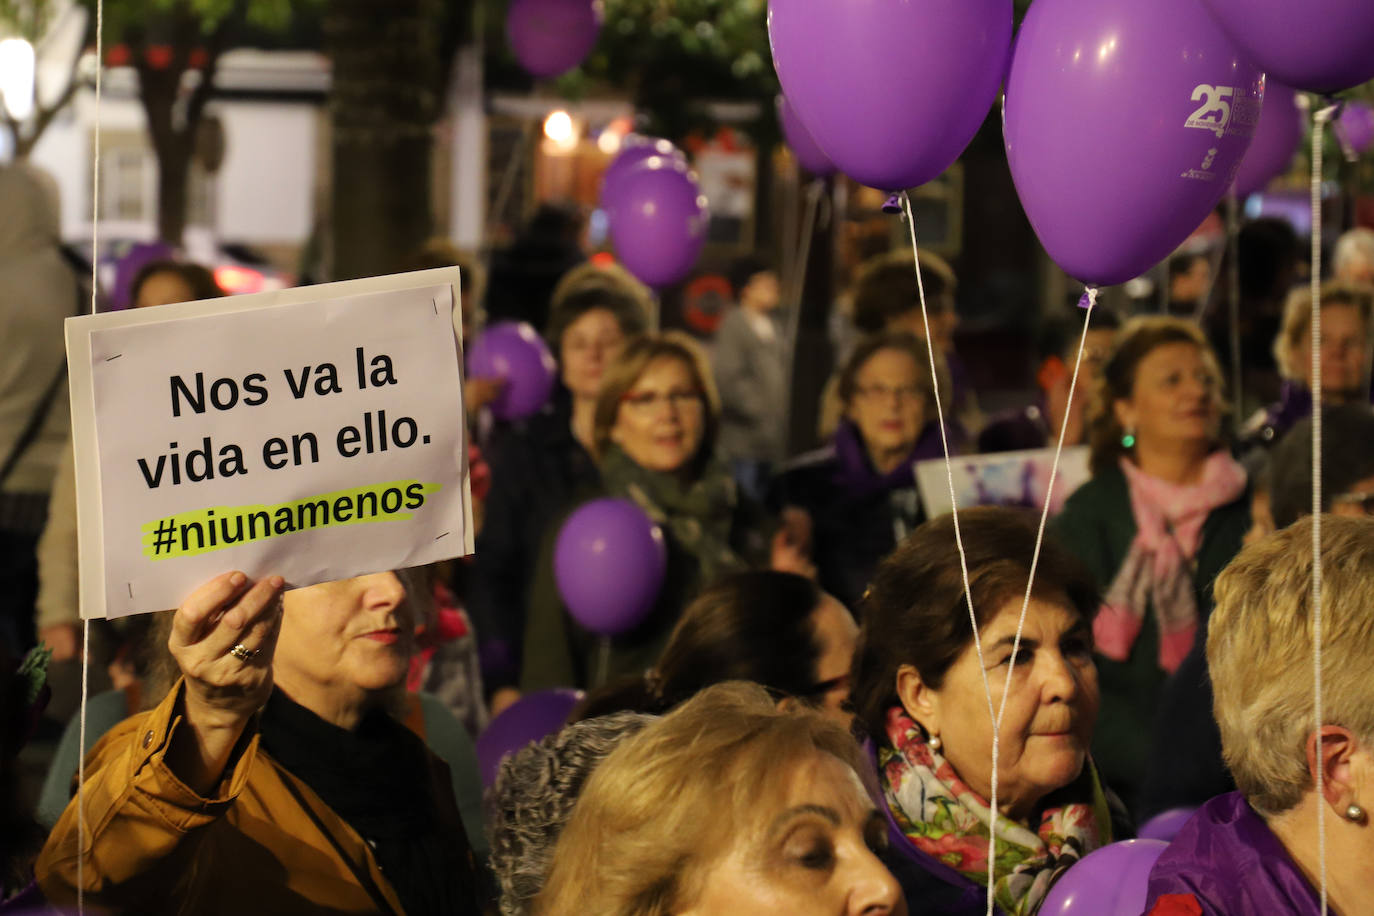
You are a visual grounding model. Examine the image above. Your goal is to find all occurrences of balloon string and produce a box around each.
[78,0,104,908]
[1310,97,1338,916]
[898,192,997,916]
[995,287,1096,786]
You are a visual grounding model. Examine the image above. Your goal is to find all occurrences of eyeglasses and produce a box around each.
[620,389,703,411]
[1332,491,1374,514]
[853,383,924,404]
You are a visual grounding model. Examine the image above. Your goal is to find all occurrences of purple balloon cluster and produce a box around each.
[767,0,1374,289]
[601,137,709,288]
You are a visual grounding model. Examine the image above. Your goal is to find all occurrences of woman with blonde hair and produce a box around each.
[1240,282,1373,453]
[1145,515,1374,914]
[521,333,809,691]
[1052,316,1249,811]
[535,682,905,916]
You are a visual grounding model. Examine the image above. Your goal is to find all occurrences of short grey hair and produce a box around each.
[487,711,656,916]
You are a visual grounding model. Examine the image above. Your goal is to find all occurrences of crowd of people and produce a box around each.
[4,158,1374,915]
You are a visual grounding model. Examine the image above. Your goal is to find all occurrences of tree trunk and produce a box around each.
[325,0,442,281]
[132,10,226,247]
[156,137,193,244]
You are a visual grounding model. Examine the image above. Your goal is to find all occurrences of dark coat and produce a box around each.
[1051,465,1249,814]
[771,420,944,611]
[467,395,599,689]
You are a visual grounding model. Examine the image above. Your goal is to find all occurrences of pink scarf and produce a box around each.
[1095,452,1246,673]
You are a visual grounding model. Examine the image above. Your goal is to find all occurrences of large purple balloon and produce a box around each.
[1138,807,1198,842]
[506,0,602,80]
[1232,83,1303,198]
[475,688,584,787]
[1004,0,1263,287]
[1199,0,1374,94]
[768,0,1012,191]
[1039,839,1169,915]
[554,498,667,636]
[466,321,557,421]
[1338,102,1374,157]
[600,135,687,207]
[605,158,710,288]
[777,95,836,178]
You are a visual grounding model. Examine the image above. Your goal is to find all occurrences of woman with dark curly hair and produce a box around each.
[1051,316,1248,812]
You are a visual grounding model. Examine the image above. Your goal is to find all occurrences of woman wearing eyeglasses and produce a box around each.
[521,332,810,690]
[772,332,950,610]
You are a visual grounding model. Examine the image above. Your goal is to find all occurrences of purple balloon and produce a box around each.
[1039,839,1169,915]
[506,0,602,79]
[554,498,667,636]
[777,95,836,178]
[475,687,584,787]
[466,321,557,421]
[1200,0,1374,95]
[605,157,709,288]
[600,135,687,207]
[1138,807,1199,842]
[768,0,1011,191]
[1004,0,1263,287]
[1338,102,1374,157]
[1233,82,1304,198]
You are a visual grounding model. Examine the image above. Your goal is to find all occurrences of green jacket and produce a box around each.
[1051,465,1249,811]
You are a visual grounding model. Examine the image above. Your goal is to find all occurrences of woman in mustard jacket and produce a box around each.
[37,571,482,915]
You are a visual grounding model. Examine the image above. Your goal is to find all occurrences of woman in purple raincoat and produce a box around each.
[1145,515,1374,915]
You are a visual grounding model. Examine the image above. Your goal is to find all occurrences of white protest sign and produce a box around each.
[915,445,1091,519]
[67,268,472,619]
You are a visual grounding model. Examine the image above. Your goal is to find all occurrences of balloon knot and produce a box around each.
[882,193,903,214]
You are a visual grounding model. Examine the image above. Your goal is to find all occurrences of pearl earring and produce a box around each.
[1346,804,1366,823]
[929,734,942,752]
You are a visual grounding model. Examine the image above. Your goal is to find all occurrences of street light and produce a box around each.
[0,37,35,121]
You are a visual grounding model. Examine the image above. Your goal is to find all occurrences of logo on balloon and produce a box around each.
[1185,84,1234,137]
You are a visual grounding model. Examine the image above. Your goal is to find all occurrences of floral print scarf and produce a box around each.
[879,707,1111,915]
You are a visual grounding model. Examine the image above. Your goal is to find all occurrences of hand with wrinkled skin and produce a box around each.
[165,571,285,795]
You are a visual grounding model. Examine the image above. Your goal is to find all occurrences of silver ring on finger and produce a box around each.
[229,643,259,661]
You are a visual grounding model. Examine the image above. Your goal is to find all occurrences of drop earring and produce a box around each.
[1121,425,1137,449]
[929,734,942,753]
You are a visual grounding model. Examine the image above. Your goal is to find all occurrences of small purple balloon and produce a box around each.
[1004,0,1263,286]
[1232,82,1304,198]
[1337,102,1374,157]
[466,321,557,421]
[506,0,603,80]
[1200,0,1374,94]
[777,95,836,178]
[769,0,1012,191]
[1138,807,1198,842]
[605,157,709,288]
[554,498,667,636]
[600,135,687,207]
[475,687,584,787]
[1039,839,1169,915]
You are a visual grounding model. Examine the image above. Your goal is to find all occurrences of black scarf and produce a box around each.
[259,690,478,915]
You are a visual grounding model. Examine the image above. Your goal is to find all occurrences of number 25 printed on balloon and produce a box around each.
[1003,0,1263,288]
